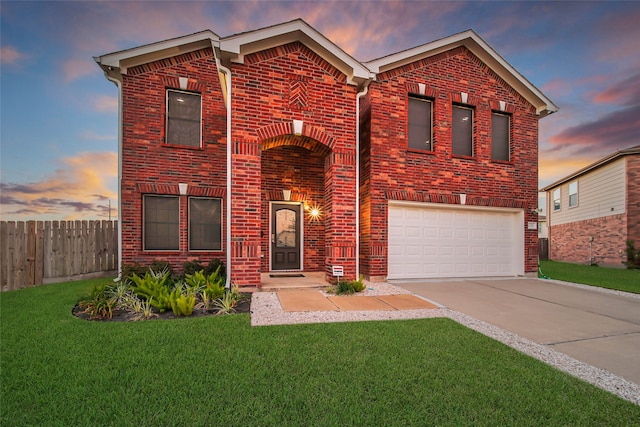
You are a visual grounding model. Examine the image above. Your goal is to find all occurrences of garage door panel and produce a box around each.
[388,204,523,279]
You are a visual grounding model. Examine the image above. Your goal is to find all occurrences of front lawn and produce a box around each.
[540,260,640,294]
[1,279,638,426]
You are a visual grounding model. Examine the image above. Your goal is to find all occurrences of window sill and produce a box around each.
[452,154,476,161]
[407,148,436,155]
[491,159,513,166]
[162,143,204,151]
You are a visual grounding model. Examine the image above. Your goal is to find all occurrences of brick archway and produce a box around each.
[256,122,336,151]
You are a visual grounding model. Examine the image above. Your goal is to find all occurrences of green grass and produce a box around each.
[540,260,640,294]
[2,279,639,426]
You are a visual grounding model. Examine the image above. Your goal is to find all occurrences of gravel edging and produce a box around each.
[250,281,640,406]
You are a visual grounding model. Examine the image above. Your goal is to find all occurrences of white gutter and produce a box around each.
[104,72,123,281]
[216,58,233,289]
[355,84,369,280]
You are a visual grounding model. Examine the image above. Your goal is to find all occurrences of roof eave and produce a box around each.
[219,19,372,85]
[365,30,558,117]
[540,145,640,191]
[95,30,220,74]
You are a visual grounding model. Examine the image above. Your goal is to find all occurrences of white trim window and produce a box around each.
[188,197,222,251]
[553,188,561,212]
[143,195,179,251]
[408,96,433,151]
[166,90,202,147]
[452,105,473,156]
[569,181,578,208]
[491,112,510,161]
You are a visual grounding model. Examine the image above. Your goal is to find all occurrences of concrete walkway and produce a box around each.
[395,278,640,385]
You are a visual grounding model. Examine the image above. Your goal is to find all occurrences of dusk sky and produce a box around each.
[1,1,639,221]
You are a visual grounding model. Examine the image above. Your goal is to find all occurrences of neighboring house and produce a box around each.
[541,145,640,266]
[95,19,557,288]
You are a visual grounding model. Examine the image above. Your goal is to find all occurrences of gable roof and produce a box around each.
[365,30,558,117]
[94,30,220,76]
[94,20,556,114]
[219,19,373,86]
[540,144,640,192]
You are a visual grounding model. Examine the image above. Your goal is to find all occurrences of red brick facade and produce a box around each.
[361,47,540,278]
[120,48,228,269]
[549,214,627,265]
[103,22,552,286]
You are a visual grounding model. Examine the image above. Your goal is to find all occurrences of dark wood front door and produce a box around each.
[271,203,301,270]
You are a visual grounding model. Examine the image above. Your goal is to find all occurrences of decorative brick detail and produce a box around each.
[137,183,225,198]
[257,122,335,150]
[288,76,309,109]
[406,82,438,98]
[489,100,517,113]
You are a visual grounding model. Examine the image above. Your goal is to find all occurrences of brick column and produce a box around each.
[231,140,262,287]
[324,150,357,281]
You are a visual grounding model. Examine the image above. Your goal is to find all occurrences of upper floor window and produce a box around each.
[144,195,179,251]
[408,96,433,151]
[166,90,201,147]
[452,105,473,157]
[189,197,222,251]
[569,181,578,207]
[553,188,561,211]
[491,112,510,161]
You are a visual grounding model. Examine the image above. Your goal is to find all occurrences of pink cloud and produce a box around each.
[0,152,118,221]
[0,46,28,65]
[592,73,640,107]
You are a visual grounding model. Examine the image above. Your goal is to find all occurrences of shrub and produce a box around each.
[78,284,115,319]
[204,258,226,279]
[120,262,147,281]
[625,240,640,269]
[335,275,366,295]
[128,268,172,313]
[182,260,204,277]
[169,285,196,317]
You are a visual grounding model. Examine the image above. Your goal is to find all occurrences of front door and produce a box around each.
[271,203,302,270]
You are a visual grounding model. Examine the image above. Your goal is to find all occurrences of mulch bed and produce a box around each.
[72,295,251,322]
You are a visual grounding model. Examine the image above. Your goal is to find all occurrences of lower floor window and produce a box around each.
[144,195,179,250]
[189,197,222,251]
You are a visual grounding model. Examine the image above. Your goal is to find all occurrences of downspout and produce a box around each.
[104,71,123,282]
[355,83,369,280]
[216,58,233,289]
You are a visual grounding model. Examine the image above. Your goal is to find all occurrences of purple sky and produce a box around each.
[1,1,639,220]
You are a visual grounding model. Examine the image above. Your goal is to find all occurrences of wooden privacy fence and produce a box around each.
[0,220,118,292]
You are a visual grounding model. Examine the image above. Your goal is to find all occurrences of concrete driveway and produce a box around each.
[395,278,640,385]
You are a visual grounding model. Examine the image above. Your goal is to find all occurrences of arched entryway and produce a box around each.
[261,135,330,274]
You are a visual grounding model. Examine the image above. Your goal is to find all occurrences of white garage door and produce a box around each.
[388,203,524,280]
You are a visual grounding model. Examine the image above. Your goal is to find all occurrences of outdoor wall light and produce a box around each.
[307,204,322,222]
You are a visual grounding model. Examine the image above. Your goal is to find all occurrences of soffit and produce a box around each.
[94,30,220,74]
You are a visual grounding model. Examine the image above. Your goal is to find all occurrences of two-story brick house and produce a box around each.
[95,19,557,287]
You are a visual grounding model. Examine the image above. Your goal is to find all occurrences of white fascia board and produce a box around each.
[365,30,558,117]
[220,19,372,84]
[95,30,220,71]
